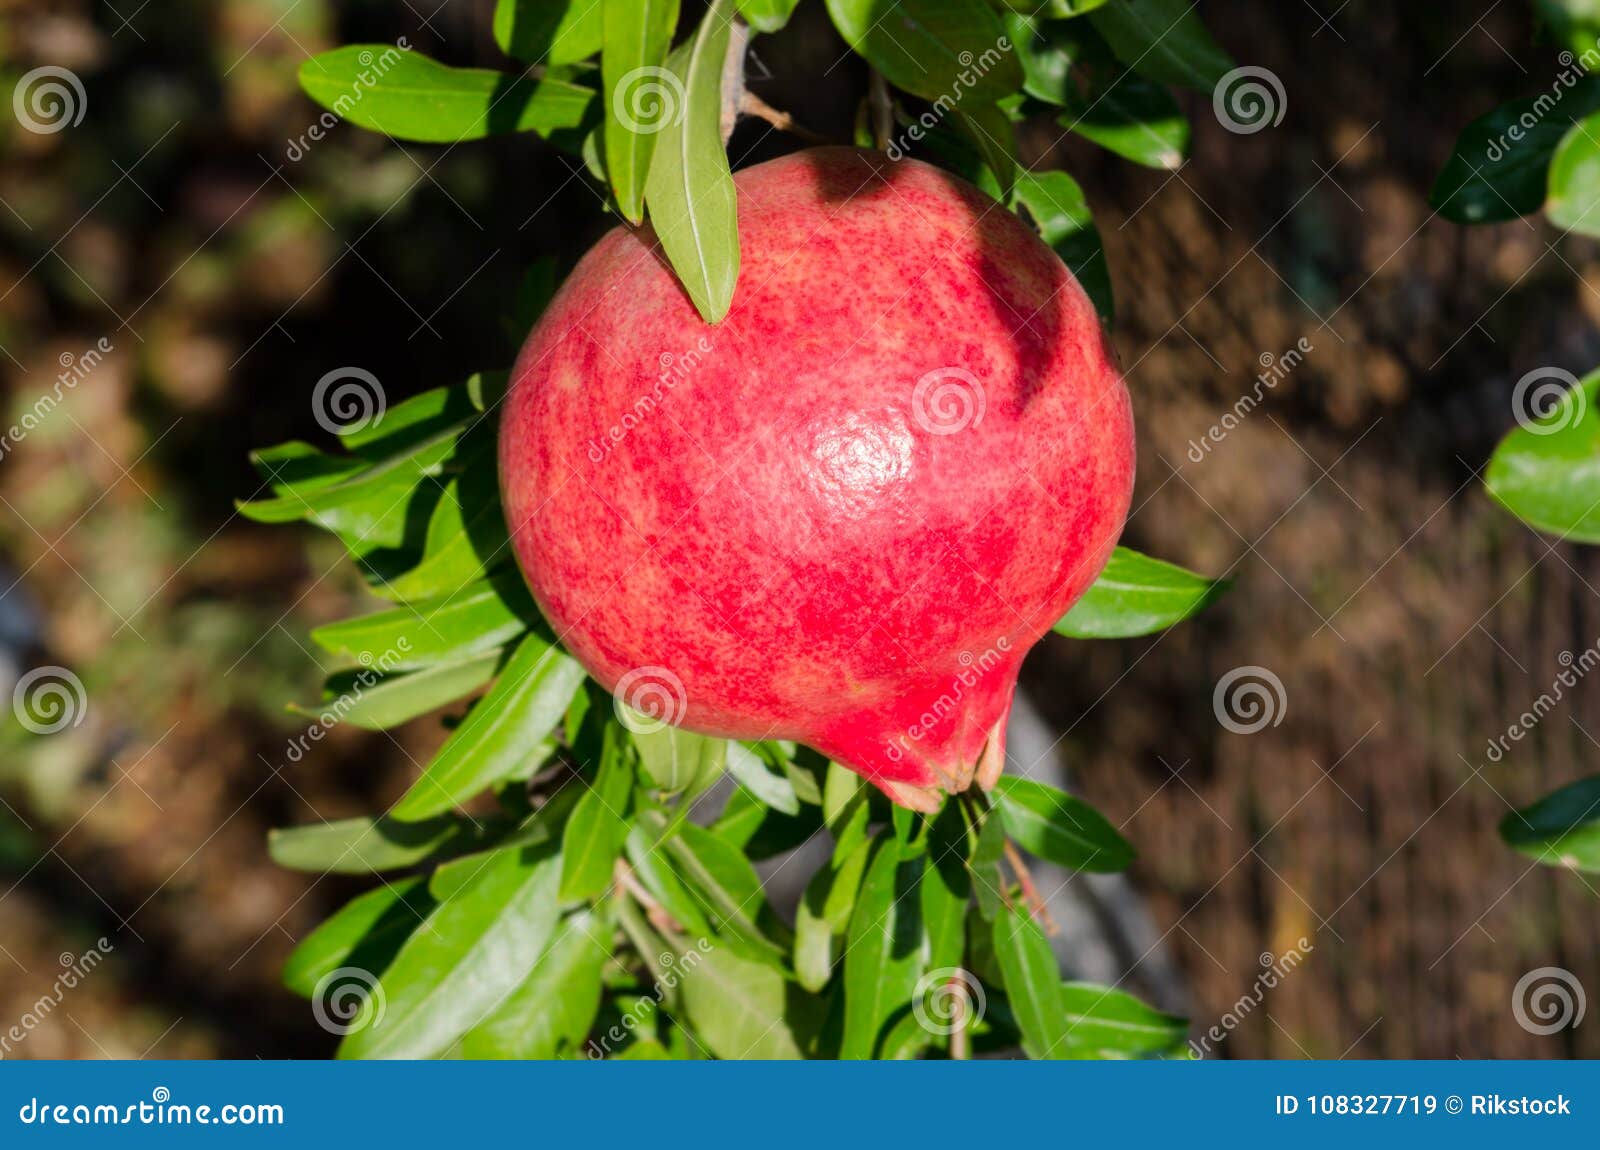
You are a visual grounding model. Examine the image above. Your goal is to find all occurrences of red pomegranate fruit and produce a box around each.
[500,147,1134,811]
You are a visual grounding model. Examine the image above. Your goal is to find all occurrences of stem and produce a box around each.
[615,858,684,935]
[720,20,751,145]
[1003,840,1058,935]
[869,70,893,151]
[738,90,831,144]
[948,971,972,1061]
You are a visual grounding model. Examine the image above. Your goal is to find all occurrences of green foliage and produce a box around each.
[269,0,1241,1060]
[1501,775,1600,872]
[1089,0,1235,91]
[1484,371,1600,542]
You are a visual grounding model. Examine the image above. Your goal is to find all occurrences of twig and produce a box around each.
[614,858,685,935]
[720,20,751,144]
[948,972,972,1061]
[1003,840,1058,935]
[738,90,830,144]
[868,70,893,151]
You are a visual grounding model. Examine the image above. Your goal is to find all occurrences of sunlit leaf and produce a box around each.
[994,776,1133,872]
[1501,774,1600,872]
[1054,546,1230,639]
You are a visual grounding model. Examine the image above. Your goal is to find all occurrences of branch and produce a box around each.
[738,90,830,145]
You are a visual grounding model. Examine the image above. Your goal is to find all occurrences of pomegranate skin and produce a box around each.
[500,148,1133,810]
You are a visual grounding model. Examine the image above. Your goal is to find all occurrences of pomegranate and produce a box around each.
[500,147,1133,811]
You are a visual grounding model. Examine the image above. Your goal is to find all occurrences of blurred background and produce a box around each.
[0,0,1596,1059]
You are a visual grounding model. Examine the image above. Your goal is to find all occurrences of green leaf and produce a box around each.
[269,813,506,875]
[1062,73,1188,170]
[1548,110,1600,235]
[994,776,1134,872]
[1089,0,1234,91]
[1011,169,1114,323]
[996,0,1110,14]
[992,904,1068,1059]
[310,573,536,670]
[1484,369,1600,541]
[339,844,562,1059]
[376,472,510,604]
[459,910,607,1057]
[736,0,803,32]
[840,839,927,1058]
[824,0,1023,103]
[1054,546,1230,639]
[954,103,1016,198]
[632,723,728,795]
[661,821,787,962]
[560,722,637,900]
[1003,12,1078,106]
[821,833,875,932]
[970,803,1009,920]
[793,864,838,992]
[283,878,436,998]
[295,651,501,732]
[726,742,801,814]
[392,634,588,820]
[1501,775,1600,872]
[1059,982,1188,1055]
[1432,83,1600,224]
[643,0,741,323]
[298,47,596,145]
[602,0,681,223]
[677,940,804,1058]
[495,0,606,65]
[625,824,714,936]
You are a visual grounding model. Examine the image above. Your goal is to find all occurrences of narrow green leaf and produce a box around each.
[339,845,562,1059]
[726,742,801,814]
[632,723,728,795]
[995,776,1133,873]
[283,878,435,998]
[459,910,607,1057]
[1059,982,1188,1055]
[737,0,803,32]
[1054,546,1230,639]
[299,47,596,144]
[1011,168,1113,323]
[1484,370,1600,541]
[495,0,606,65]
[793,864,837,992]
[602,0,681,223]
[970,803,1009,920]
[559,723,637,900]
[392,634,587,820]
[376,472,510,604]
[821,833,874,932]
[310,573,536,670]
[823,0,1023,103]
[661,821,787,962]
[294,651,501,732]
[625,824,714,936]
[677,940,805,1058]
[1003,12,1078,106]
[992,904,1068,1059]
[643,0,741,323]
[953,103,1017,199]
[1501,775,1600,872]
[268,813,504,875]
[878,1008,933,1059]
[840,839,927,1059]
[1089,0,1234,91]
[1548,109,1600,235]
